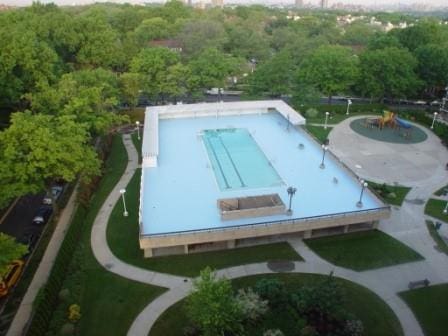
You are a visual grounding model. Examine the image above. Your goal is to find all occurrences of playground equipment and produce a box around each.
[395,117,413,138]
[378,110,396,129]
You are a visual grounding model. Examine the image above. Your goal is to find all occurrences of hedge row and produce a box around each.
[296,103,386,115]
[400,110,448,146]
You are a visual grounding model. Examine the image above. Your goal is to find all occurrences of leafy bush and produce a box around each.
[254,278,288,307]
[235,288,268,322]
[305,108,319,118]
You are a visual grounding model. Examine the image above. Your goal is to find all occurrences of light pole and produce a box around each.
[431,112,438,129]
[320,144,329,169]
[120,189,128,217]
[324,112,330,129]
[346,99,352,115]
[286,186,297,216]
[356,180,368,208]
[443,201,448,215]
[135,121,140,140]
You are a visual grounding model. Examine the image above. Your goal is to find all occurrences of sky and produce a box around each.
[1,0,447,7]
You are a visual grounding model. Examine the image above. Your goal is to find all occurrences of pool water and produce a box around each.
[202,128,283,190]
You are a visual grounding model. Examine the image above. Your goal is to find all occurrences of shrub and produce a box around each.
[263,329,284,336]
[254,278,288,307]
[344,319,364,336]
[305,108,319,118]
[58,289,70,302]
[68,304,81,323]
[235,288,268,322]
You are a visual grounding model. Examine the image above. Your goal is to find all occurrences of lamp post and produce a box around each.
[443,201,448,215]
[431,112,438,129]
[135,121,140,140]
[320,144,329,169]
[324,112,330,129]
[356,180,368,208]
[286,186,297,216]
[346,99,352,115]
[120,189,128,217]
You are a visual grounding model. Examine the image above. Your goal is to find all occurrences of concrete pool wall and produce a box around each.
[139,101,390,257]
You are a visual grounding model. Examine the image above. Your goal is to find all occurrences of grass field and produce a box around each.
[400,284,448,336]
[304,125,332,143]
[424,199,448,223]
[107,170,303,277]
[150,273,403,336]
[426,220,448,255]
[434,185,448,196]
[367,181,411,206]
[304,230,423,271]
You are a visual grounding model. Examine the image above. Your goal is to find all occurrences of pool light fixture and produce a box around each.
[136,121,140,140]
[286,186,297,216]
[320,144,329,169]
[356,180,368,208]
[324,112,330,129]
[431,112,438,129]
[120,189,128,217]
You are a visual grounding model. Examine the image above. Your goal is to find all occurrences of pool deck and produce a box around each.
[140,102,388,245]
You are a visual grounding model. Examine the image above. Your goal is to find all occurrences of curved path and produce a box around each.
[90,132,448,336]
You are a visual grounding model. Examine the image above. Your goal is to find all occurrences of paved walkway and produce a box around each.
[85,131,448,336]
[7,186,79,336]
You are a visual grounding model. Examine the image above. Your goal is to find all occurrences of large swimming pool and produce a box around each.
[202,128,283,190]
[140,112,384,236]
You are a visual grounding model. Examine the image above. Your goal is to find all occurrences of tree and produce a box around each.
[130,47,181,102]
[0,233,28,275]
[189,48,240,91]
[414,44,448,95]
[248,50,296,97]
[27,68,126,135]
[297,45,358,103]
[0,112,100,207]
[358,47,421,101]
[186,268,242,336]
[133,17,172,47]
[177,20,228,56]
[391,20,448,52]
[119,72,144,109]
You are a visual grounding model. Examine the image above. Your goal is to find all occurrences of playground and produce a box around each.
[329,113,447,185]
[350,111,427,144]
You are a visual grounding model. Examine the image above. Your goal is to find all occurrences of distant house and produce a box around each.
[149,39,183,53]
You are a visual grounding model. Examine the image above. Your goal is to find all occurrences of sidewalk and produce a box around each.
[6,186,79,336]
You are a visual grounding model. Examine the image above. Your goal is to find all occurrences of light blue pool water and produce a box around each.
[140,112,385,236]
[202,128,283,190]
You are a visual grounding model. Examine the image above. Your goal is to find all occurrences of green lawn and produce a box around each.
[367,181,411,206]
[107,170,302,277]
[43,135,166,335]
[433,185,448,196]
[131,131,142,163]
[150,273,403,336]
[400,284,448,336]
[304,230,423,271]
[304,125,332,143]
[426,220,448,255]
[424,199,448,223]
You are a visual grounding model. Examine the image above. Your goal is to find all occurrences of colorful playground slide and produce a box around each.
[396,117,412,129]
[378,110,396,128]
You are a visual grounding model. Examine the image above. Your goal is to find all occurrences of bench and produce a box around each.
[408,279,430,290]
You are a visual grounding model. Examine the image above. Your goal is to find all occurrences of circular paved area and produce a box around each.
[350,118,427,144]
[329,116,448,186]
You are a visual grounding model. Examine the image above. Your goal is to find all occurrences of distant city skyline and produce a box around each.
[1,0,447,8]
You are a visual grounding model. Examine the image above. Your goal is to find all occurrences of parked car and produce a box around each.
[42,185,64,205]
[32,206,53,226]
[0,260,24,298]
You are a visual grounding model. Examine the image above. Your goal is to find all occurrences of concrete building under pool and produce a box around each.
[138,101,390,257]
